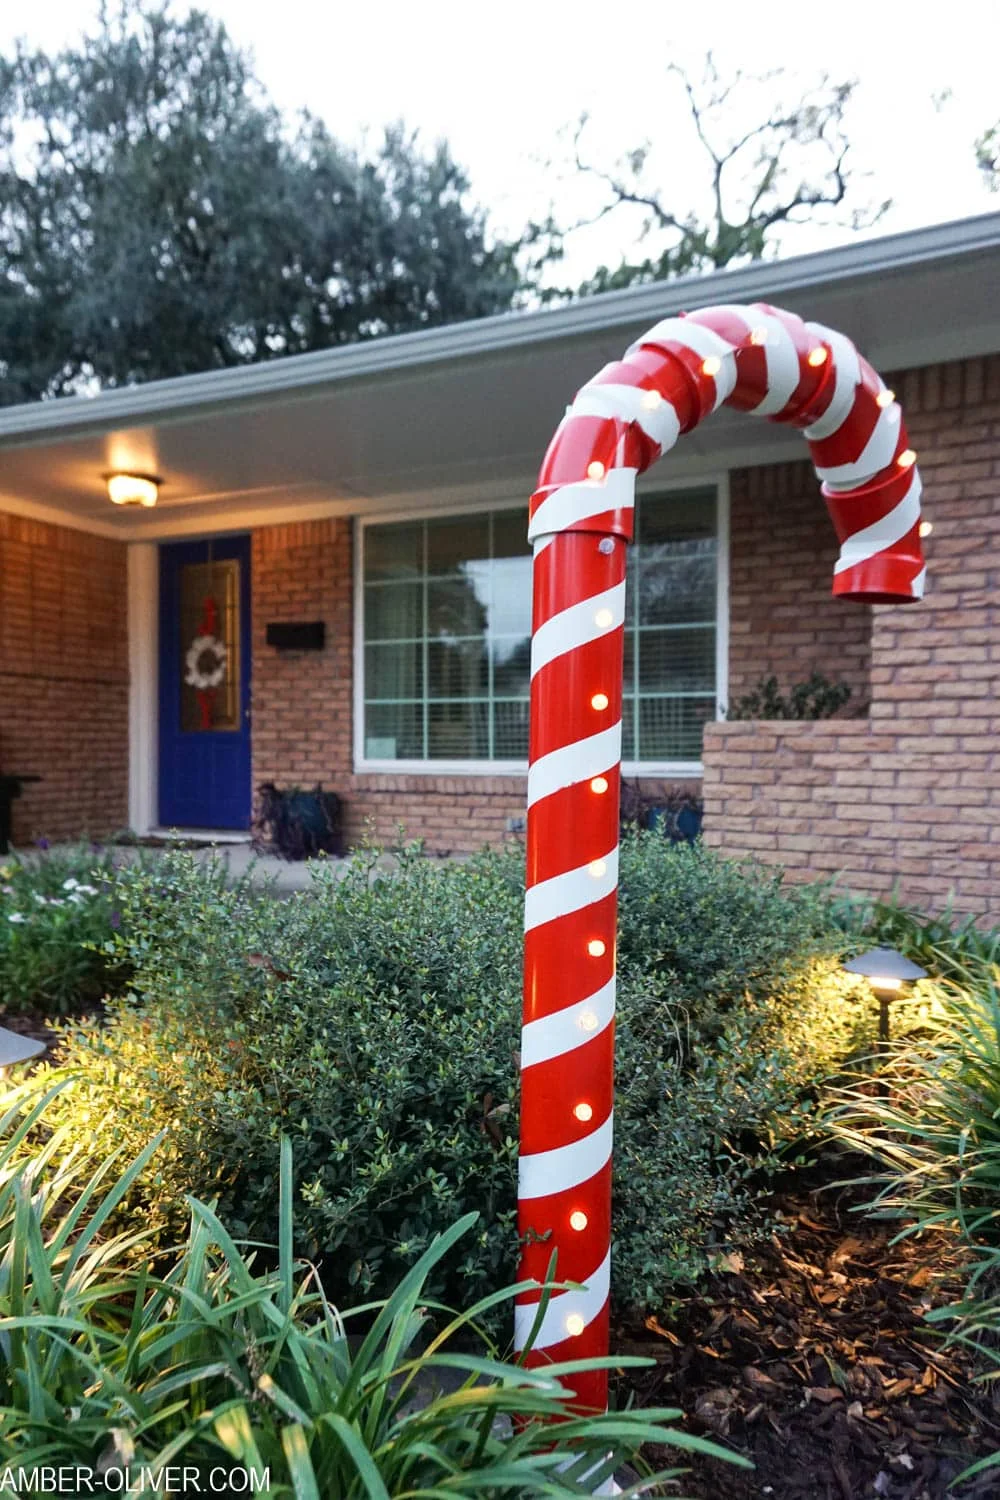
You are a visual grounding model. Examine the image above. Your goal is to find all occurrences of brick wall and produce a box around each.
[704,355,1000,920]
[251,520,354,792]
[0,514,128,843]
[727,462,872,708]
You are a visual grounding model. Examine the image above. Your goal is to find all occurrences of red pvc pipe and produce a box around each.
[515,302,926,1420]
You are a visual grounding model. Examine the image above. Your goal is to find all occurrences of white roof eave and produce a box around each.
[1,211,998,448]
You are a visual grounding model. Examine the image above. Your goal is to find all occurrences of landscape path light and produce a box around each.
[517,299,926,1450]
[0,1025,45,1085]
[842,946,928,1044]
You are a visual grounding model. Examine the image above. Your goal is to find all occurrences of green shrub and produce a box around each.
[726,671,853,721]
[0,1089,745,1495]
[0,846,129,1015]
[39,838,862,1322]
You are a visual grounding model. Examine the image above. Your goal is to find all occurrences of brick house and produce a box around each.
[1,214,999,916]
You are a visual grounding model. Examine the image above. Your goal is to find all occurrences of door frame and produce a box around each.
[126,536,254,834]
[127,543,159,835]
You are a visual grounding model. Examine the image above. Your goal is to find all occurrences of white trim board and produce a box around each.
[127,543,159,835]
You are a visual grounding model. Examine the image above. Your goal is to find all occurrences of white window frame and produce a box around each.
[353,474,729,778]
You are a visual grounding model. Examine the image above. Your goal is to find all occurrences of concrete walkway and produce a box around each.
[114,838,338,893]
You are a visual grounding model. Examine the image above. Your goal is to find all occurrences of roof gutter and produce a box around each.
[1,212,998,446]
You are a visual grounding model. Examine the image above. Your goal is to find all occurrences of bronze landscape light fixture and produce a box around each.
[842,947,928,1045]
[0,1025,45,1083]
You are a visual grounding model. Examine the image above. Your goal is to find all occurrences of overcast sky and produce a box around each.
[2,1,997,285]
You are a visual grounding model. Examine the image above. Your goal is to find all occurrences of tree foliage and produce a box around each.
[0,2,534,404]
[568,54,889,294]
[976,124,999,190]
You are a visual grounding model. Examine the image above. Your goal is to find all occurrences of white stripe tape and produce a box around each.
[569,383,682,453]
[514,1248,611,1352]
[530,582,626,679]
[628,317,737,409]
[527,723,622,808]
[803,323,862,440]
[524,846,619,932]
[703,305,799,416]
[630,316,733,361]
[911,567,927,598]
[816,403,903,488]
[833,472,922,574]
[751,318,802,417]
[518,1113,614,1202]
[521,977,617,1069]
[528,468,636,543]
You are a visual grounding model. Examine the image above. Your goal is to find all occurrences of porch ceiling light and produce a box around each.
[107,472,160,508]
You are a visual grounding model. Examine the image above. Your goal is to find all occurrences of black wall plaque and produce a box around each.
[265,621,326,651]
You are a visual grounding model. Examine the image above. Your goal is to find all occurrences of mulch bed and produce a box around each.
[617,1167,1000,1499]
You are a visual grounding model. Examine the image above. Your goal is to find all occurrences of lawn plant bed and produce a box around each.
[616,1164,999,1500]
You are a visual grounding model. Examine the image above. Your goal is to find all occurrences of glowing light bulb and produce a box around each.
[641,389,662,410]
[749,327,768,346]
[566,1314,585,1337]
[588,859,607,878]
[876,388,896,408]
[587,939,606,958]
[594,608,614,629]
[579,1011,599,1031]
[919,520,933,538]
[587,460,605,481]
[807,346,828,367]
[701,355,721,377]
[590,692,609,711]
[574,1101,594,1121]
[570,1210,588,1232]
[897,449,917,469]
[590,776,609,795]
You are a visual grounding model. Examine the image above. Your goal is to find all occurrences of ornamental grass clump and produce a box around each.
[37,838,863,1322]
[821,940,1000,1489]
[0,1085,746,1495]
[824,967,1000,1245]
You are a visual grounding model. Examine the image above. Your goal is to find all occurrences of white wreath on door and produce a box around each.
[184,634,228,690]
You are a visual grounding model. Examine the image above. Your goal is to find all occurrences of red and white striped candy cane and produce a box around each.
[515,301,925,1417]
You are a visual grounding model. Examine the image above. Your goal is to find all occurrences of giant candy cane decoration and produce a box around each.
[515,302,926,1417]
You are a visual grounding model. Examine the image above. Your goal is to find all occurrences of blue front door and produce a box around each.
[158,535,252,829]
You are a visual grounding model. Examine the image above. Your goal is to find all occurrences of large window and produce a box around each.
[359,487,721,767]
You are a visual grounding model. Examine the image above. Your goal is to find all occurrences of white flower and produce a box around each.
[74,884,98,897]
[8,912,25,924]
[63,877,79,891]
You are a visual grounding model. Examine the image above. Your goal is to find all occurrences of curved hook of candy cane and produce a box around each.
[515,302,925,1418]
[529,300,926,600]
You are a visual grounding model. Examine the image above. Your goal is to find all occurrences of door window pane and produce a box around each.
[179,558,241,733]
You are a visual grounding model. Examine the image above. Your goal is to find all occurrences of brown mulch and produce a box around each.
[616,1171,1000,1499]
